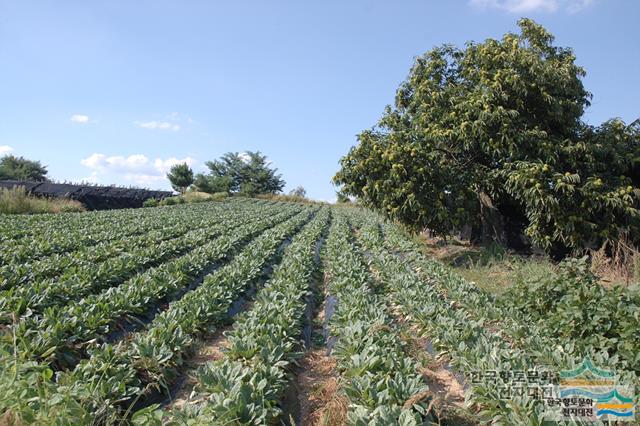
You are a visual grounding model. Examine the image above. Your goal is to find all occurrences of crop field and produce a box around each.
[0,199,638,425]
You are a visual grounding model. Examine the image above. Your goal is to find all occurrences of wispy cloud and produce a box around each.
[80,171,100,184]
[134,112,197,132]
[70,114,90,123]
[469,0,594,13]
[134,121,181,131]
[0,145,13,156]
[80,153,195,188]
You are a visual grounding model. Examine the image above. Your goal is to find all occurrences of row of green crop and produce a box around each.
[3,205,306,369]
[2,221,186,291]
[24,207,319,424]
[320,211,436,425]
[351,211,550,423]
[0,194,257,244]
[0,205,316,424]
[0,199,253,290]
[0,199,156,242]
[380,220,640,383]
[0,198,262,266]
[351,210,638,424]
[0,201,276,320]
[157,208,330,424]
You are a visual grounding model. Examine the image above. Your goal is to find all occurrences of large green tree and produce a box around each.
[166,163,194,194]
[0,155,48,182]
[334,19,639,252]
[194,151,285,196]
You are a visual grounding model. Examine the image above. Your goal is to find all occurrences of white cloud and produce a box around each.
[0,145,13,156]
[80,153,106,169]
[80,153,148,172]
[134,112,197,132]
[565,0,594,13]
[316,197,338,204]
[469,0,594,13]
[154,157,196,173]
[71,114,90,123]
[81,153,195,188]
[238,152,251,164]
[80,171,100,184]
[124,173,166,186]
[135,121,181,131]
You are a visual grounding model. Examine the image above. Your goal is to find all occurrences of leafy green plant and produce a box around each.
[365,212,640,423]
[142,198,159,208]
[321,211,436,423]
[160,196,185,206]
[165,208,329,423]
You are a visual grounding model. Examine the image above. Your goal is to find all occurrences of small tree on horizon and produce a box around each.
[289,186,306,198]
[0,155,48,182]
[195,151,285,196]
[166,163,194,194]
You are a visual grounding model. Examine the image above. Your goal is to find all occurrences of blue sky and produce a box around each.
[1,0,638,201]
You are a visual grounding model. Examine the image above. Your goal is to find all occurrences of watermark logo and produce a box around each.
[469,358,636,422]
[553,357,635,421]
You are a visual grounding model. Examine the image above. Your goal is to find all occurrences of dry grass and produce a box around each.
[417,233,640,291]
[314,386,349,426]
[0,186,85,214]
[403,389,435,410]
[292,346,347,425]
[416,235,555,294]
[589,235,640,287]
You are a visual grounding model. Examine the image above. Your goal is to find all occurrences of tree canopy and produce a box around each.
[193,151,285,196]
[334,19,640,252]
[0,155,49,182]
[166,163,194,194]
[289,186,307,198]
[335,190,352,204]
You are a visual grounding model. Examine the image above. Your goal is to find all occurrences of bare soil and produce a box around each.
[164,324,233,410]
[287,272,347,426]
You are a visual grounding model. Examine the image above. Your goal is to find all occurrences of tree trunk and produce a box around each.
[478,191,507,246]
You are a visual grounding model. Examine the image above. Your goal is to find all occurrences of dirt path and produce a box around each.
[391,305,477,425]
[294,348,345,425]
[164,324,232,410]
[372,250,475,425]
[163,290,258,411]
[285,273,347,426]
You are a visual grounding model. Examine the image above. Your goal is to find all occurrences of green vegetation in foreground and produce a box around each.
[0,186,85,214]
[0,203,638,424]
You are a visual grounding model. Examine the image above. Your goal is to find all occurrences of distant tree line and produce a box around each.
[0,155,48,182]
[1,150,296,206]
[167,151,287,197]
